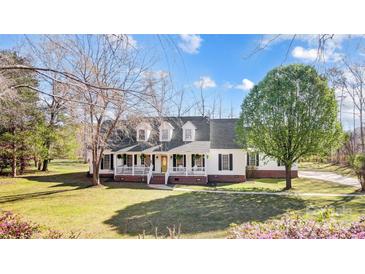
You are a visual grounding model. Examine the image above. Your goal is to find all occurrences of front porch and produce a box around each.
[112,152,207,184]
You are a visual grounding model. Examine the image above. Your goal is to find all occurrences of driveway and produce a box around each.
[299,170,359,187]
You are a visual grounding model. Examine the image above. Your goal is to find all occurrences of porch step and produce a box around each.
[149,175,165,184]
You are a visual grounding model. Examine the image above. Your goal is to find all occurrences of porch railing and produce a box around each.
[115,166,150,175]
[169,166,206,175]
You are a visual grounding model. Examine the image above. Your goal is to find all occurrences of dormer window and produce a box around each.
[182,121,196,141]
[136,122,151,142]
[161,129,169,141]
[138,129,146,141]
[159,121,174,142]
[184,129,192,141]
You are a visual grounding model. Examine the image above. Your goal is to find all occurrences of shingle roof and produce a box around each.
[210,119,240,149]
[107,116,240,152]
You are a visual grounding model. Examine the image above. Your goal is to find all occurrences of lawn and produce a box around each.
[299,161,356,177]
[1,160,365,238]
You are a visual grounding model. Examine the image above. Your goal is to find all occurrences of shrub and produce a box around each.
[229,213,365,239]
[353,153,365,191]
[0,211,80,239]
[0,211,39,239]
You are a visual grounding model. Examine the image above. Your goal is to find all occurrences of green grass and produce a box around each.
[175,178,361,194]
[1,159,365,238]
[299,161,356,177]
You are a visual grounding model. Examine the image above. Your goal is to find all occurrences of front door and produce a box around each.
[161,155,168,173]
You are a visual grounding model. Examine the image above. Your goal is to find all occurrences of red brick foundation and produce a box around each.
[88,173,114,178]
[114,175,147,183]
[247,170,298,179]
[208,175,246,183]
[150,175,165,184]
[168,176,207,184]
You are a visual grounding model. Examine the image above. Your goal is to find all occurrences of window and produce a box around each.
[222,154,229,170]
[248,152,259,166]
[192,154,204,167]
[161,129,169,141]
[277,159,285,166]
[173,154,185,167]
[102,154,111,170]
[138,129,146,141]
[140,155,145,165]
[184,129,192,141]
[218,154,232,171]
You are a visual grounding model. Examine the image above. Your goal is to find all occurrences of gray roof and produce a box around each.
[107,116,240,152]
[210,119,240,149]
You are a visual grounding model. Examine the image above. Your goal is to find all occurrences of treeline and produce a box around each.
[0,51,81,176]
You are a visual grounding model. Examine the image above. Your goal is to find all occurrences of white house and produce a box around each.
[87,116,298,184]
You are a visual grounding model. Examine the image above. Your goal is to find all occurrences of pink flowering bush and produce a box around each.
[0,211,80,239]
[229,214,365,239]
[0,211,39,239]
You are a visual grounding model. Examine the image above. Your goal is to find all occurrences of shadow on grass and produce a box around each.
[25,172,150,191]
[0,189,79,204]
[104,191,308,237]
[26,172,92,189]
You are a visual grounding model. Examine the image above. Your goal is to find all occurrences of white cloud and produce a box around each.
[260,34,350,63]
[235,79,254,91]
[292,45,344,62]
[106,34,137,49]
[292,46,318,61]
[178,34,203,54]
[222,82,234,89]
[142,70,169,79]
[194,76,216,89]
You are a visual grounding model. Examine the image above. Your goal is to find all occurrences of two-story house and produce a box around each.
[87,116,298,184]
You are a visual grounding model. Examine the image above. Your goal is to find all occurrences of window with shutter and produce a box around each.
[101,154,111,170]
[222,154,229,170]
[248,152,259,166]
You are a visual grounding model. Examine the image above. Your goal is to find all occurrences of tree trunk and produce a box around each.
[285,164,292,190]
[20,156,26,175]
[360,108,364,153]
[42,159,49,172]
[37,161,42,171]
[92,160,101,186]
[11,152,17,177]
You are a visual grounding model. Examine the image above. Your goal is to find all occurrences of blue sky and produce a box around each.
[131,34,364,120]
[1,34,364,126]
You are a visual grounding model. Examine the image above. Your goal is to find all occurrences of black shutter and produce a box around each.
[110,154,114,170]
[123,154,127,165]
[134,154,137,165]
[173,154,176,167]
[229,154,233,170]
[218,154,222,170]
[203,155,205,167]
[183,155,186,167]
[101,156,104,169]
[192,154,195,167]
[152,155,155,171]
[247,153,249,166]
[256,153,259,166]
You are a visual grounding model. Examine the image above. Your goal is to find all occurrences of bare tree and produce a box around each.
[329,60,365,153]
[0,35,155,185]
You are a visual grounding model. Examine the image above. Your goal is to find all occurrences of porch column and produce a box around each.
[132,153,135,175]
[113,154,116,175]
[185,154,188,176]
[204,153,207,176]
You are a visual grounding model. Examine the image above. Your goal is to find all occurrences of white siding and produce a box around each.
[255,154,298,171]
[207,149,246,176]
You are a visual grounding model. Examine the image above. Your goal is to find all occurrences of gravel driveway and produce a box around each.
[299,170,359,187]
